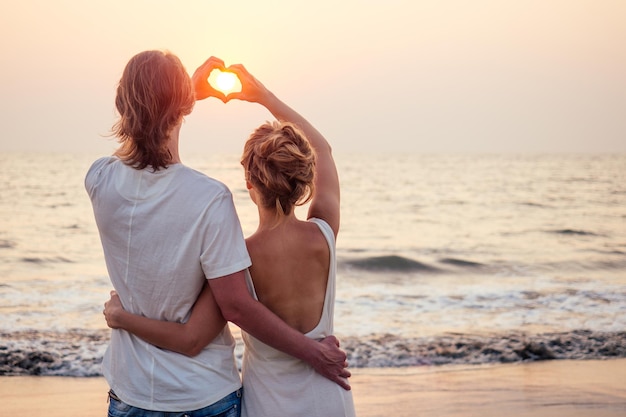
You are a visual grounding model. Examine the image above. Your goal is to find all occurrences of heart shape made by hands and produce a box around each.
[208,69,241,94]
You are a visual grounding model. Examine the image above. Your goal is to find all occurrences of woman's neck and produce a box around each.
[256,207,299,231]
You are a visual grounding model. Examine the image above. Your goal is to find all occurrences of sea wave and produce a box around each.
[438,258,485,268]
[340,255,487,273]
[1,329,624,376]
[0,239,16,249]
[339,252,626,276]
[341,255,441,273]
[548,229,602,237]
[20,256,74,264]
[343,330,626,367]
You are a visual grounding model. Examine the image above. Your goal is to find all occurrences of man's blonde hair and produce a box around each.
[112,50,194,170]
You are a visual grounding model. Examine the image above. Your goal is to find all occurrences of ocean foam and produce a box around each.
[1,329,624,376]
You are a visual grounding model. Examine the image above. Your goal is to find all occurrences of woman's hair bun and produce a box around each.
[241,121,316,215]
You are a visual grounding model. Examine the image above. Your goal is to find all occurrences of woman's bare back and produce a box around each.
[246,219,330,334]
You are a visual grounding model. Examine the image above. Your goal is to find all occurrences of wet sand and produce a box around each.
[3,359,625,417]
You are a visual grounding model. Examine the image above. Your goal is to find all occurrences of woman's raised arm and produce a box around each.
[227,64,340,237]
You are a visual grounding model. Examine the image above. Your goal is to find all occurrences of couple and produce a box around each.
[85,50,355,417]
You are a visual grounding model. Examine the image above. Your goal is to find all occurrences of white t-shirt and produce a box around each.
[85,156,251,411]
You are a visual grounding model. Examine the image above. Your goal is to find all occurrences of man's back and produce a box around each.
[86,156,250,411]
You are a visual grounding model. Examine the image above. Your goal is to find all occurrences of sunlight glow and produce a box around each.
[209,69,241,94]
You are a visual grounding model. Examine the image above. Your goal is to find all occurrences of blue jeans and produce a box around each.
[107,389,242,417]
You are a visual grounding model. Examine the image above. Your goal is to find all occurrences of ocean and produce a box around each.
[1,152,625,376]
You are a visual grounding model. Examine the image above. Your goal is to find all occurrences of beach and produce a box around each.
[3,359,625,417]
[2,153,625,415]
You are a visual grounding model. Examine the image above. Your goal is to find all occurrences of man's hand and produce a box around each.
[192,56,228,102]
[312,335,352,390]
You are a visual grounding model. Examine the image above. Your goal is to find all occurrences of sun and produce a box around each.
[216,71,237,91]
[209,69,241,94]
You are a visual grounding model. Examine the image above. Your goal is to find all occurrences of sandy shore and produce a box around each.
[3,359,625,417]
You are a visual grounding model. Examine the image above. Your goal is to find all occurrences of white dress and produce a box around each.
[241,218,356,417]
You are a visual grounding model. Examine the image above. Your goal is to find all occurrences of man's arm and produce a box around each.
[208,270,351,390]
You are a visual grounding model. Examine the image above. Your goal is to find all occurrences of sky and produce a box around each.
[0,0,625,155]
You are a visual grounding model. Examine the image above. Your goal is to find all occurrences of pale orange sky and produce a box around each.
[1,0,625,154]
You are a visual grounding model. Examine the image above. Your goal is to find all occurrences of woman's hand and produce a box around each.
[224,63,272,105]
[101,284,225,356]
[192,56,228,102]
[103,290,125,329]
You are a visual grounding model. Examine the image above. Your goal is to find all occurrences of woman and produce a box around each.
[104,63,355,416]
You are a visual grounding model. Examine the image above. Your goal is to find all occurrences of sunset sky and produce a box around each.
[1,0,624,155]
